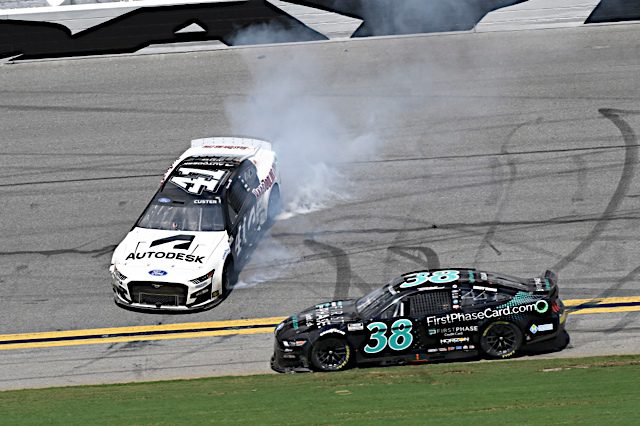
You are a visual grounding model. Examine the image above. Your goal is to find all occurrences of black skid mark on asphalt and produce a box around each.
[387,246,440,270]
[0,103,209,116]
[75,340,162,369]
[485,158,503,206]
[0,174,159,188]
[339,156,633,220]
[353,142,640,166]
[281,213,440,241]
[552,109,639,272]
[0,244,116,258]
[273,214,640,240]
[571,155,588,203]
[473,119,540,266]
[303,239,372,300]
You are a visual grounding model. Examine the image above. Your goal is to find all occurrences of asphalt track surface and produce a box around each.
[1,23,640,389]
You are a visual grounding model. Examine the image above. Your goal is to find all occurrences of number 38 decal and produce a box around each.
[400,270,460,288]
[364,319,414,354]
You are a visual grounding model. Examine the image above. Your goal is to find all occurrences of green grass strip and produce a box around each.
[1,355,639,425]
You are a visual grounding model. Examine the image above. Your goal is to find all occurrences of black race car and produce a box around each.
[272,268,569,372]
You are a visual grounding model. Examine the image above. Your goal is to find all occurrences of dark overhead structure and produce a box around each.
[0,0,637,60]
[586,0,640,23]
[0,0,326,60]
[286,0,528,36]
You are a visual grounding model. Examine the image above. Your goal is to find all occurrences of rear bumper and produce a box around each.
[523,312,570,354]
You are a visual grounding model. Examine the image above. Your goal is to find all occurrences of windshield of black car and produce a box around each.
[137,203,225,232]
[356,286,397,318]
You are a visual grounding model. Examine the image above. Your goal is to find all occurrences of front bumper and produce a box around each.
[271,340,311,373]
[112,280,222,312]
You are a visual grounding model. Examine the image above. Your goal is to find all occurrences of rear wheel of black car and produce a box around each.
[310,338,352,372]
[480,321,522,359]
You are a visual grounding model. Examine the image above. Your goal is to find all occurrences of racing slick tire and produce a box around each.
[480,321,523,359]
[221,258,236,297]
[309,338,352,372]
[266,185,281,224]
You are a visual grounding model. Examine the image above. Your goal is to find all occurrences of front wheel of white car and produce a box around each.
[221,258,236,297]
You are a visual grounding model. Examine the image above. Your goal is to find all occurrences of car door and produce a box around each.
[359,289,452,361]
[227,161,260,262]
[405,289,454,353]
[359,299,416,361]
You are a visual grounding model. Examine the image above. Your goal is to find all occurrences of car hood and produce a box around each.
[288,300,360,332]
[114,227,226,273]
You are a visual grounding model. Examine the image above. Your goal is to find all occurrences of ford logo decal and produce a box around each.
[149,270,168,276]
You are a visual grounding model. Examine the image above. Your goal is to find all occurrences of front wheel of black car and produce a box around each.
[309,338,352,372]
[480,321,523,359]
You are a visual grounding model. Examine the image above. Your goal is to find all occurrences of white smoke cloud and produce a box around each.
[233,236,293,288]
[225,50,382,219]
[228,20,322,46]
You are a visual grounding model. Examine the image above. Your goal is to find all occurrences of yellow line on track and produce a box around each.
[1,296,639,351]
[0,327,277,351]
[0,316,285,342]
[563,296,640,306]
[568,306,640,315]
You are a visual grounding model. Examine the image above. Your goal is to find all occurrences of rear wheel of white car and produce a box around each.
[310,338,352,372]
[267,185,281,224]
[480,321,522,359]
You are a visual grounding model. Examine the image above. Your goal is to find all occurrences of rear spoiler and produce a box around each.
[532,270,558,295]
[543,270,557,287]
[191,137,272,152]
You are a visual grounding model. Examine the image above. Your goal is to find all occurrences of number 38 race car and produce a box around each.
[110,137,280,312]
[272,269,569,372]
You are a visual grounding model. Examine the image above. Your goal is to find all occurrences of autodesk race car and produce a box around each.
[272,268,569,372]
[110,137,280,311]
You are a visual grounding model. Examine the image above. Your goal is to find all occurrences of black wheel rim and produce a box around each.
[315,341,348,370]
[485,324,518,356]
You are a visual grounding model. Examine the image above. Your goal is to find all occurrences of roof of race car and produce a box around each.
[389,269,530,293]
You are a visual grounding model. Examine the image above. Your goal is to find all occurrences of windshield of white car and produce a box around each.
[356,286,397,318]
[137,203,225,232]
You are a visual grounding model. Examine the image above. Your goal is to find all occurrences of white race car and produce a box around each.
[110,137,280,311]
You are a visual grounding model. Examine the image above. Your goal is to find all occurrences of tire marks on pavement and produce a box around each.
[552,108,639,272]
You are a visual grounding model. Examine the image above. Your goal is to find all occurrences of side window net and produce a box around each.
[408,291,451,317]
